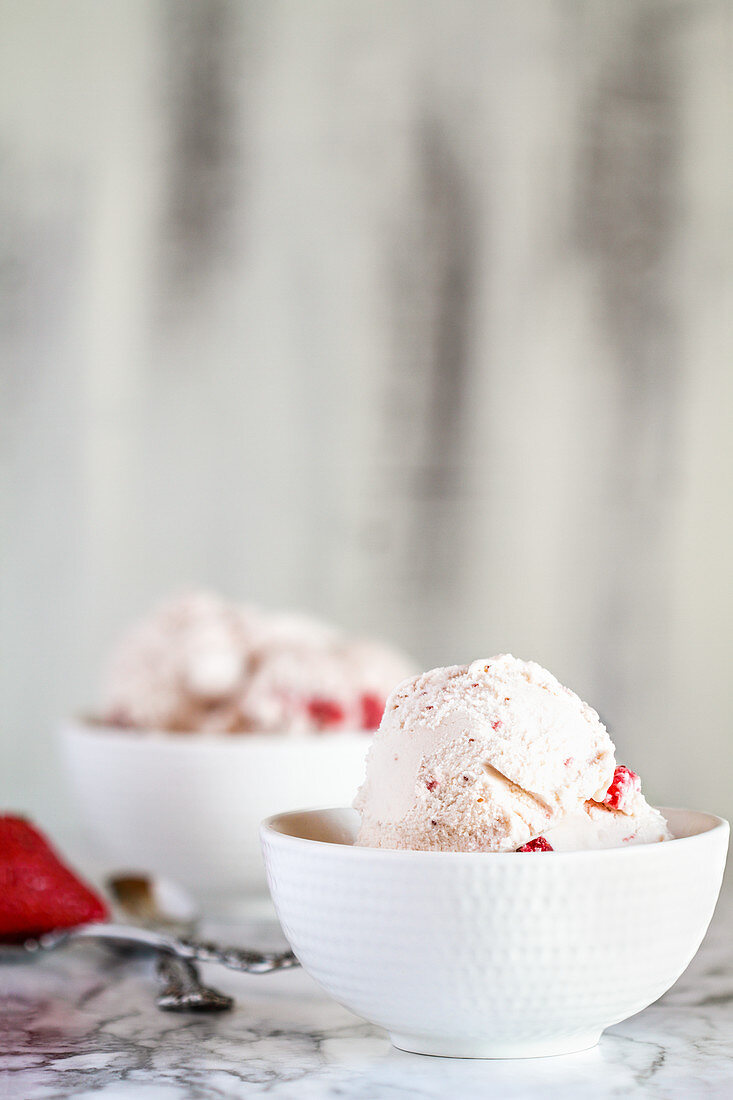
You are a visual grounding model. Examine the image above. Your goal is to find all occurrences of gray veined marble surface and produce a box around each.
[2,884,732,1100]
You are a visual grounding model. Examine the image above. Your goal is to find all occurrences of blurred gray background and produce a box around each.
[1,0,732,828]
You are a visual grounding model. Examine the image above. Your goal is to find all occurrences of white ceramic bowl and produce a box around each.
[59,720,369,901]
[261,806,729,1059]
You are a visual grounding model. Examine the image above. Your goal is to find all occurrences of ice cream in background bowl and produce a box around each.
[59,592,417,903]
[101,591,411,736]
[261,655,728,1058]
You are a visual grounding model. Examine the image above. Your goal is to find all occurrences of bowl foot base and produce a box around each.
[389,1030,603,1059]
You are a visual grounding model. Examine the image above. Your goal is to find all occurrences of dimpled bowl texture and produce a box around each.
[261,807,729,1059]
[59,720,370,900]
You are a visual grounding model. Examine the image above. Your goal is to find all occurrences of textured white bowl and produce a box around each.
[59,720,369,900]
[261,806,729,1059]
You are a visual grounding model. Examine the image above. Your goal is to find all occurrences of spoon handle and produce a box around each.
[155,954,235,1012]
[34,924,299,974]
[171,937,299,973]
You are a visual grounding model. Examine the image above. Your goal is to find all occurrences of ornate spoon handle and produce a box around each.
[31,923,299,974]
[172,937,299,973]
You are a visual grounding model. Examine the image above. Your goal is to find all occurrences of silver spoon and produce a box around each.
[105,874,298,973]
[11,874,299,1012]
[25,920,299,974]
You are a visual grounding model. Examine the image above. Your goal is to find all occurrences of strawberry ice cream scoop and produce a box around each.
[101,593,416,735]
[354,656,670,853]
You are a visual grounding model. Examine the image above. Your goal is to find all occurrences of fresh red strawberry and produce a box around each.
[517,836,554,852]
[602,765,641,813]
[307,698,346,729]
[360,693,384,730]
[0,815,108,941]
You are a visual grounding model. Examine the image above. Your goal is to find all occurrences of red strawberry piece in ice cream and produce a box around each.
[307,698,346,729]
[360,693,384,730]
[0,816,108,942]
[517,837,554,852]
[602,765,641,814]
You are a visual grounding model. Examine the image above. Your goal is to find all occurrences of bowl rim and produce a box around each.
[59,716,375,747]
[261,805,730,861]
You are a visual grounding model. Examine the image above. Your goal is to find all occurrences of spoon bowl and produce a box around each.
[107,873,200,935]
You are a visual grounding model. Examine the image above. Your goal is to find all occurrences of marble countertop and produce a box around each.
[3,884,732,1100]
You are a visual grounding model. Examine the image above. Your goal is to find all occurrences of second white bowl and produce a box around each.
[59,720,370,900]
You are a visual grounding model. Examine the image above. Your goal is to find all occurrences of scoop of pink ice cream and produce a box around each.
[354,655,670,852]
[102,592,416,735]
